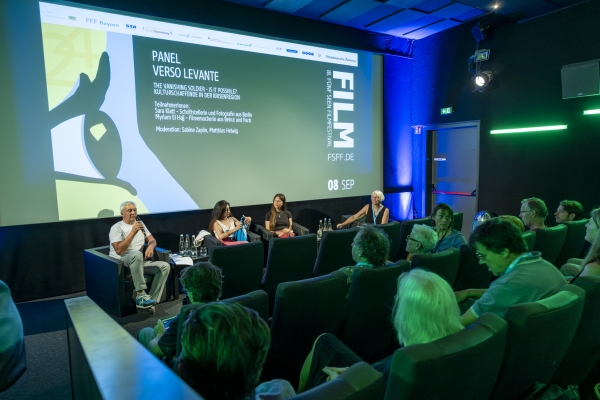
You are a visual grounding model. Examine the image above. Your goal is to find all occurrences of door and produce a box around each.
[427,122,479,238]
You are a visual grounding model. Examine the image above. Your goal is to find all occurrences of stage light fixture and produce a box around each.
[471,22,490,43]
[474,70,493,87]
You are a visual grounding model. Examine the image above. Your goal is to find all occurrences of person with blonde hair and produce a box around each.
[298,269,463,392]
[499,215,525,232]
[336,190,389,229]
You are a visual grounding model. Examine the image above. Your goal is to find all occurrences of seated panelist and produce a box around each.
[109,201,170,311]
[265,193,295,238]
[209,200,251,245]
[336,190,389,229]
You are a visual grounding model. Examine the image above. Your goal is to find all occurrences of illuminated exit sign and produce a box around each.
[440,107,454,115]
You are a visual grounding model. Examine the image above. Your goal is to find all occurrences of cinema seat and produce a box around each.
[490,285,586,400]
[385,313,507,400]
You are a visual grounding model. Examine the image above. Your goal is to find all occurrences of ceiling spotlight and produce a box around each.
[475,70,493,87]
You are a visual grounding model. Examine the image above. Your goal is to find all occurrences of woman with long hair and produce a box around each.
[209,200,251,245]
[265,193,294,237]
[560,208,600,279]
[570,208,600,281]
[298,268,463,392]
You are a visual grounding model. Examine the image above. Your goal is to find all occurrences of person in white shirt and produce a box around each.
[109,201,170,310]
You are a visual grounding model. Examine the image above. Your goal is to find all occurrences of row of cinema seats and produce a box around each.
[65,295,383,400]
[66,272,600,399]
[82,213,587,318]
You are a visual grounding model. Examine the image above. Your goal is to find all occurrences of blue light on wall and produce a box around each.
[383,55,414,220]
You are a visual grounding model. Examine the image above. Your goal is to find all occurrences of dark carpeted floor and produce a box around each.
[0,293,184,400]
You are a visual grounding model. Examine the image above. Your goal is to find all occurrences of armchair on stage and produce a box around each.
[253,222,309,241]
[83,246,175,317]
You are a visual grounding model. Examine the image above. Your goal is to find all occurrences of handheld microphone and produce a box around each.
[135,216,148,237]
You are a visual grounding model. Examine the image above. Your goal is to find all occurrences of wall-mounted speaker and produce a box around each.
[562,59,600,99]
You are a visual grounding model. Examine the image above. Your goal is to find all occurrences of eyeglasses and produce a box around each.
[406,236,421,245]
[475,252,487,260]
[519,210,532,216]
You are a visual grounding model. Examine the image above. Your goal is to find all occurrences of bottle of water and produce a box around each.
[317,220,323,240]
[327,218,332,231]
[191,235,197,258]
[185,234,190,256]
[179,234,184,256]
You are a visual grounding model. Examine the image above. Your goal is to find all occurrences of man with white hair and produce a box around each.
[109,201,170,311]
[405,224,438,260]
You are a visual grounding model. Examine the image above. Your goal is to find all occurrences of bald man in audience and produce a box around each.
[455,218,565,327]
[554,200,584,224]
[519,197,548,231]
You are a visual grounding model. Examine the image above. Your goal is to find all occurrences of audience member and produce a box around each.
[0,280,26,392]
[554,200,584,224]
[499,215,525,232]
[571,218,600,282]
[519,197,548,231]
[265,193,295,237]
[405,224,438,260]
[561,207,600,278]
[177,302,295,400]
[109,201,170,311]
[298,269,463,392]
[336,190,389,228]
[430,203,466,253]
[455,218,565,326]
[339,225,390,282]
[209,200,252,245]
[137,262,222,361]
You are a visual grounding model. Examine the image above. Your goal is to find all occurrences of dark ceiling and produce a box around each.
[222,0,589,40]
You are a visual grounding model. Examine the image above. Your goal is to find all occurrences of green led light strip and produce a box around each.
[583,109,600,115]
[490,125,567,134]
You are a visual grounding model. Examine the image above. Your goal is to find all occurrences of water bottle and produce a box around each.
[327,218,332,231]
[317,220,323,240]
[179,234,184,255]
[185,234,190,256]
[191,235,197,258]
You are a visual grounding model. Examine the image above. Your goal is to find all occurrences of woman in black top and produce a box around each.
[265,193,295,237]
[336,190,389,229]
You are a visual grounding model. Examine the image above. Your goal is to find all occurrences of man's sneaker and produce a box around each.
[135,292,155,309]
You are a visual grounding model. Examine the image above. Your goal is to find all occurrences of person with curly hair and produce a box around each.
[339,225,390,283]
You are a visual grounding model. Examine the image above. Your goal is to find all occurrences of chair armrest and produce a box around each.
[153,247,170,262]
[248,231,261,242]
[292,222,309,236]
[203,235,222,250]
[254,224,274,241]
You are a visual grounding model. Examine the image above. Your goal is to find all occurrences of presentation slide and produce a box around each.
[0,1,382,226]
